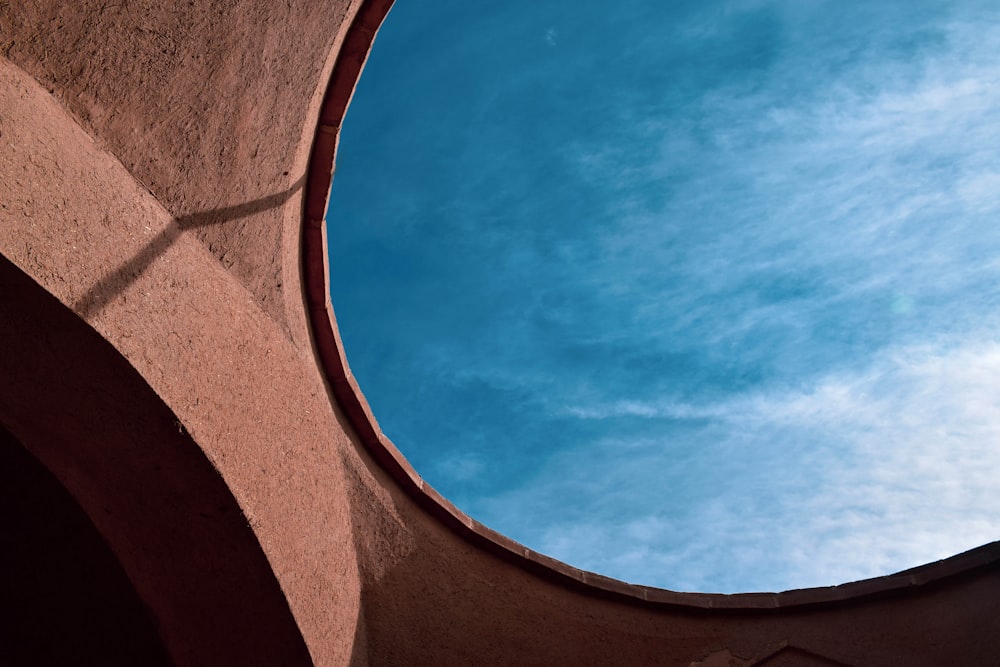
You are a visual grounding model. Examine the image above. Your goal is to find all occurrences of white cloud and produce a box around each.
[336,0,1000,594]
[491,334,1000,592]
[433,452,486,483]
[448,11,1000,593]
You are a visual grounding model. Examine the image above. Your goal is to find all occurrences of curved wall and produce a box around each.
[0,249,314,664]
[2,2,999,665]
[0,422,172,666]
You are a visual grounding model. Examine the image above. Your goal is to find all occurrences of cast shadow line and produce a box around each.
[73,176,306,319]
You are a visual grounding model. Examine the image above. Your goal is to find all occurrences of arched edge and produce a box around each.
[300,0,1000,612]
[0,253,314,665]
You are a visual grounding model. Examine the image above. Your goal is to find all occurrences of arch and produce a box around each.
[0,254,312,666]
[1,0,998,663]
[0,423,171,666]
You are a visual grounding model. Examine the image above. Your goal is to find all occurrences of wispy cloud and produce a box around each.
[482,334,1000,592]
[450,10,1000,592]
[332,0,1000,592]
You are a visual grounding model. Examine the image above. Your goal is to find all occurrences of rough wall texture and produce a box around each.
[0,254,312,665]
[1,2,998,666]
[1,0,359,340]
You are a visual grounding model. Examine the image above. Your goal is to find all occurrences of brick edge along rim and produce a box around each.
[300,0,1000,612]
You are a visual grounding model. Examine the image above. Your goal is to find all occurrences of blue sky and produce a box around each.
[329,0,1000,593]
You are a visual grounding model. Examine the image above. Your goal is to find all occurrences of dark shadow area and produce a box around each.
[1,254,314,665]
[750,644,854,666]
[348,600,370,667]
[73,175,305,318]
[0,424,172,667]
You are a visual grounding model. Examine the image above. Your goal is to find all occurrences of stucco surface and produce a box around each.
[0,36,361,665]
[1,0,361,341]
[2,2,999,665]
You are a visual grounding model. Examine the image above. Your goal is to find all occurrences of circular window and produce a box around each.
[329,0,1000,593]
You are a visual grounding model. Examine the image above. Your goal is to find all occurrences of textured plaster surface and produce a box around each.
[0,49,361,665]
[1,0,363,339]
[2,1,1000,665]
[0,252,314,665]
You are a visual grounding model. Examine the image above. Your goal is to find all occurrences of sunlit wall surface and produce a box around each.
[330,0,1000,593]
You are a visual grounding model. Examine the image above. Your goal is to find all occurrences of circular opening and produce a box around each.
[329,0,1000,593]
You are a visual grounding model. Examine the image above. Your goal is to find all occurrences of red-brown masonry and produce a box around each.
[2,2,998,664]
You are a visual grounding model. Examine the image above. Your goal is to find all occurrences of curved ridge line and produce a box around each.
[301,0,1000,612]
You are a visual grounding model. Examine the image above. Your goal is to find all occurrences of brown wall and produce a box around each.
[1,2,998,665]
[0,420,172,667]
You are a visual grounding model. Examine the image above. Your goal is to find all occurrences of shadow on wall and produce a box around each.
[0,254,314,665]
[0,425,172,666]
[73,175,305,319]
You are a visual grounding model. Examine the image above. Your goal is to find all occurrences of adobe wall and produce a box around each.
[1,2,368,663]
[1,2,998,665]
